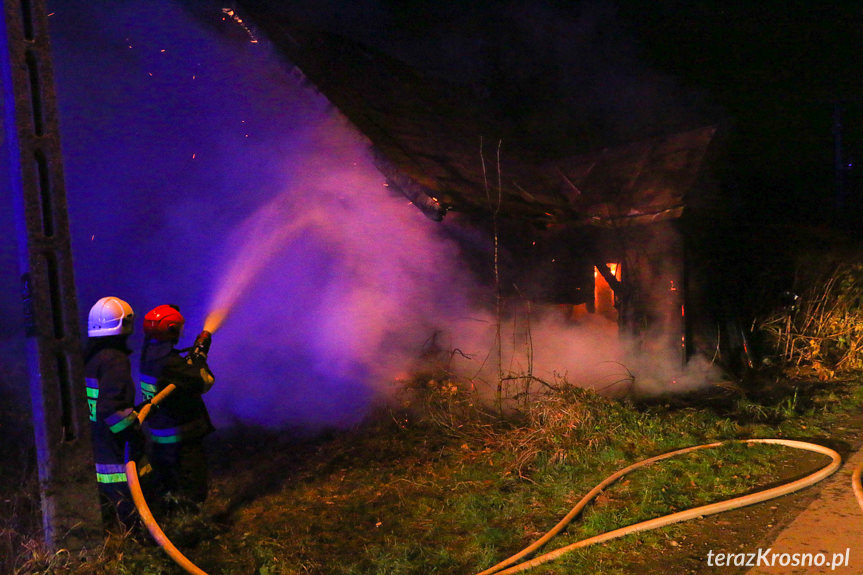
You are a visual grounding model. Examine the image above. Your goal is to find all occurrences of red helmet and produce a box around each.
[143,305,185,342]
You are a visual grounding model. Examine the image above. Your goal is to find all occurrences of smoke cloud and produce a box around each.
[45,0,493,430]
[200,114,490,428]
[1,0,721,432]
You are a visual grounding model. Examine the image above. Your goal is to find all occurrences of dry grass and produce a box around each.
[758,259,863,379]
[5,310,863,574]
[4,374,862,574]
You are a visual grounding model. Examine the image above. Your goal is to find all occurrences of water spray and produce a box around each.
[202,310,227,335]
[199,205,324,338]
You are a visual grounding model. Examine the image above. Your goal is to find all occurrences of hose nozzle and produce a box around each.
[188,330,212,363]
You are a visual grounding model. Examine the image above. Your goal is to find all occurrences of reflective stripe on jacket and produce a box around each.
[95,461,152,484]
[84,341,141,471]
[140,340,214,442]
[140,374,158,402]
[147,419,213,444]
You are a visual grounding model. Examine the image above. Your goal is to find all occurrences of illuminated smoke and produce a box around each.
[200,115,485,428]
[43,0,720,432]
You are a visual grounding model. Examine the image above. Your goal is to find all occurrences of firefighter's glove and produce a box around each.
[200,367,215,393]
[120,422,146,462]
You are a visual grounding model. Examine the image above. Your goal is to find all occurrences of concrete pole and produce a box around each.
[1,0,101,550]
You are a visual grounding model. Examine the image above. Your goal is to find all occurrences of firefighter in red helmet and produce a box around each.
[83,296,149,535]
[140,304,215,515]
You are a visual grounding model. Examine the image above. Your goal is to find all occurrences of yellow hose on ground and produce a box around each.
[477,439,842,575]
[125,384,211,575]
[853,461,863,513]
[127,392,842,575]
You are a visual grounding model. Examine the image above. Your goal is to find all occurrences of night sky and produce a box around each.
[232,0,863,225]
[618,0,863,225]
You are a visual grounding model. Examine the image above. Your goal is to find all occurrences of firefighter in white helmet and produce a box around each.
[140,304,215,517]
[83,296,149,535]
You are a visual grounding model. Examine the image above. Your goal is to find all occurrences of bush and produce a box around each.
[758,259,863,379]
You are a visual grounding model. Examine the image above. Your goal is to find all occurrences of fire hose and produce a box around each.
[854,461,863,513]
[476,439,842,575]
[124,329,214,575]
[125,412,849,575]
[124,382,212,575]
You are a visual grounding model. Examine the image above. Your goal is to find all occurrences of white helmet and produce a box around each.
[87,297,135,337]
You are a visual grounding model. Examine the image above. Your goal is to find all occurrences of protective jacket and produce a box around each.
[84,336,146,530]
[139,340,214,446]
[140,340,215,511]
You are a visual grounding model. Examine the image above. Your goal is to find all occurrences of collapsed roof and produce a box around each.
[227,1,717,228]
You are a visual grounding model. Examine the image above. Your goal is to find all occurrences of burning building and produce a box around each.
[221,2,722,376]
[3,0,733,454]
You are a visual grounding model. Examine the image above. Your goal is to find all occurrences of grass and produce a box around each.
[5,370,863,575]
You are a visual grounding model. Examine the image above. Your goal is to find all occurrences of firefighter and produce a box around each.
[83,296,148,535]
[140,304,215,515]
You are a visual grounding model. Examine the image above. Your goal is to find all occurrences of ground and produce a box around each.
[189,376,863,575]
[617,405,863,574]
[626,454,827,574]
[4,374,863,574]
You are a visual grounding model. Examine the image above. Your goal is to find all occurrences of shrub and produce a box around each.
[758,260,863,379]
